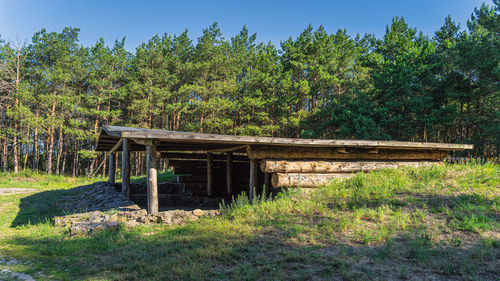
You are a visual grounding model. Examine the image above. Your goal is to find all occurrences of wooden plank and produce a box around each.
[260,160,441,173]
[121,138,131,196]
[147,145,159,214]
[249,158,258,203]
[102,125,473,151]
[272,173,354,188]
[207,153,213,196]
[108,138,123,154]
[205,145,248,153]
[248,147,448,160]
[108,152,116,184]
[226,152,233,195]
[161,152,248,161]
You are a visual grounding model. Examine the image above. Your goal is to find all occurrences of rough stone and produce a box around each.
[70,223,94,235]
[207,210,221,217]
[88,212,110,223]
[54,181,222,234]
[192,209,204,217]
[70,221,122,235]
[107,221,120,230]
[125,220,140,228]
[158,212,172,224]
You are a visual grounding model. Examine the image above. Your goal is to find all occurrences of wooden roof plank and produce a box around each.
[97,125,473,151]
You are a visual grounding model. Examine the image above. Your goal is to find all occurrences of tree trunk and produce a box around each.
[23,126,30,170]
[12,44,22,173]
[13,122,18,173]
[61,142,67,176]
[1,138,7,172]
[47,100,56,174]
[73,141,79,177]
[56,124,63,175]
[32,110,39,171]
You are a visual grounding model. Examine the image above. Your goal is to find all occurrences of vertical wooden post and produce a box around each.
[108,152,115,184]
[249,158,258,203]
[226,152,232,195]
[147,145,158,214]
[207,153,213,196]
[263,172,270,197]
[121,138,131,196]
[102,152,107,178]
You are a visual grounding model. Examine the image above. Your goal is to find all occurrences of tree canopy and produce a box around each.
[0,2,498,175]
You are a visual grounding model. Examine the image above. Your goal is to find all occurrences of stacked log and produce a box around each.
[248,147,447,160]
[271,173,354,188]
[262,160,440,188]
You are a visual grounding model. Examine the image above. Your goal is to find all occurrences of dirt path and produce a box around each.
[0,188,37,196]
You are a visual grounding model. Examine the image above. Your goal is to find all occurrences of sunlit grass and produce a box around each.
[0,169,103,191]
[0,163,498,280]
[129,169,176,184]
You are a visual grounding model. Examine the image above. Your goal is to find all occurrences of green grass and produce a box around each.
[0,163,499,280]
[129,169,175,184]
[0,170,103,191]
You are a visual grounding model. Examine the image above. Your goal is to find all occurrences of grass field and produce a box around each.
[0,163,499,280]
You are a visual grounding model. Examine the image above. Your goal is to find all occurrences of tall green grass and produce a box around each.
[0,163,498,280]
[220,162,499,241]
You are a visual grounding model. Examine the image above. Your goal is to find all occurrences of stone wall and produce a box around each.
[55,181,220,235]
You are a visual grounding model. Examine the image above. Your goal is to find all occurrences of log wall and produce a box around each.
[163,149,445,192]
[264,160,442,188]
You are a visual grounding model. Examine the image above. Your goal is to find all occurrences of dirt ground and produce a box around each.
[0,188,36,195]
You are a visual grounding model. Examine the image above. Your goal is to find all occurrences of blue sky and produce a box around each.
[0,0,490,52]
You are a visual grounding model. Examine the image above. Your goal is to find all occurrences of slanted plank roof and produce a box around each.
[95,125,473,152]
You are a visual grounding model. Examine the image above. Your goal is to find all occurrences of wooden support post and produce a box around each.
[249,158,258,203]
[102,152,107,178]
[121,138,131,196]
[108,152,116,184]
[226,152,232,195]
[207,153,213,196]
[263,172,270,197]
[146,145,158,214]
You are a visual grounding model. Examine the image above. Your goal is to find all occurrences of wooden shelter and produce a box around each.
[96,125,472,214]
